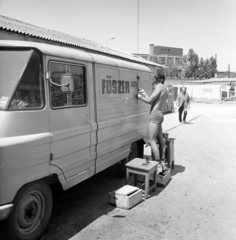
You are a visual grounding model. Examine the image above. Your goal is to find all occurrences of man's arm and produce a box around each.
[187,94,190,104]
[187,94,191,107]
[176,94,180,106]
[137,85,162,104]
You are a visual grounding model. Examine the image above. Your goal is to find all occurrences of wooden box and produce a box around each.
[108,185,142,209]
[156,168,171,187]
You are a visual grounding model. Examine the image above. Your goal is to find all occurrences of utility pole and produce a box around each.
[215,54,217,78]
[137,0,139,54]
[228,64,230,78]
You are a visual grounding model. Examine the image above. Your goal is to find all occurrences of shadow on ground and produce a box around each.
[171,164,186,177]
[41,164,186,240]
[148,165,185,199]
[41,165,125,240]
[184,121,194,124]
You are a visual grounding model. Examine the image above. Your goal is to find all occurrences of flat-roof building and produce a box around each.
[134,44,183,77]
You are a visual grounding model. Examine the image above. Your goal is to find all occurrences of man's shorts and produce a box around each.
[149,110,164,124]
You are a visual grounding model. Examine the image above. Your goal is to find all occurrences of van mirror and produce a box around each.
[46,71,51,80]
[60,74,74,92]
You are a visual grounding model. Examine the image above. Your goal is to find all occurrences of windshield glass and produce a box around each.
[0,49,33,109]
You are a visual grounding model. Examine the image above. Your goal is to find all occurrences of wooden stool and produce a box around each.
[166,138,175,169]
[125,158,158,199]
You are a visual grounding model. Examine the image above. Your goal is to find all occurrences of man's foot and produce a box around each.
[157,160,166,174]
[160,160,166,170]
[159,169,167,176]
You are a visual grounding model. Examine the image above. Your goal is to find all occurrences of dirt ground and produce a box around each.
[40,103,236,240]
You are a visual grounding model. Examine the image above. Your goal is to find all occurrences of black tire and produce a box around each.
[120,142,138,177]
[5,180,52,240]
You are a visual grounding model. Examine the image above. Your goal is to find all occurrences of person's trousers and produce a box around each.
[178,103,187,122]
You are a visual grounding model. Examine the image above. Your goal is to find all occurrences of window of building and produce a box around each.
[167,57,174,64]
[175,58,183,65]
[159,57,166,64]
[49,62,86,108]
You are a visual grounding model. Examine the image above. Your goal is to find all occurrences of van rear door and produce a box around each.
[47,58,95,182]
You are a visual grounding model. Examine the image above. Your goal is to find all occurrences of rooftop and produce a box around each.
[0,15,165,68]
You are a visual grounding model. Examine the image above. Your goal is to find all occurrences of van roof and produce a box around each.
[0,15,165,69]
[0,40,151,72]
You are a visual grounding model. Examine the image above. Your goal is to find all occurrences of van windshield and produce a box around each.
[0,49,33,109]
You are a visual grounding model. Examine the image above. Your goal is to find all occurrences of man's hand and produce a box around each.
[137,93,143,99]
[138,88,147,97]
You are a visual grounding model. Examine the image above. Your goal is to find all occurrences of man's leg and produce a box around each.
[179,105,183,122]
[156,124,166,170]
[183,110,187,122]
[147,122,160,160]
[156,124,165,159]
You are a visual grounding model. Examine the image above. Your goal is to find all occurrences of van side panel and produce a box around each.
[94,64,151,173]
[0,111,50,205]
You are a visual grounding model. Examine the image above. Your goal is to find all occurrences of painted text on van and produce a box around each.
[102,79,130,94]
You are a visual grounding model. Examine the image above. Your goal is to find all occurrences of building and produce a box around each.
[134,44,184,77]
[171,78,236,103]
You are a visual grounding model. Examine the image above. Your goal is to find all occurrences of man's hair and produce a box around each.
[155,73,165,84]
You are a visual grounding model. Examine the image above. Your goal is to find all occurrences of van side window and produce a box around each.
[9,51,44,109]
[49,62,86,108]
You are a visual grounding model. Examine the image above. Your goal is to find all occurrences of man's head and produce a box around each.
[182,87,186,94]
[154,73,165,84]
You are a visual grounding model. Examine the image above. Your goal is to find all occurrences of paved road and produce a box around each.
[41,103,236,240]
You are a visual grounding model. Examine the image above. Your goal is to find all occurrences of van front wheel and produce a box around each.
[120,142,138,177]
[6,180,52,240]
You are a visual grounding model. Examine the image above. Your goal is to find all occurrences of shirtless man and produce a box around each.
[137,73,168,171]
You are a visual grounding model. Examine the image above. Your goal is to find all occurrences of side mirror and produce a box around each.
[60,74,74,92]
[46,71,51,80]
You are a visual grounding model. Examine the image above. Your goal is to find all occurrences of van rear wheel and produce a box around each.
[120,142,138,177]
[5,180,52,240]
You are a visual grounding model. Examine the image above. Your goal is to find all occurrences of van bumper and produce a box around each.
[0,204,13,221]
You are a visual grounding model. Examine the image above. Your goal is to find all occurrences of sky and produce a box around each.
[0,0,236,71]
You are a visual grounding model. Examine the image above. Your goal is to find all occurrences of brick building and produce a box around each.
[134,44,184,77]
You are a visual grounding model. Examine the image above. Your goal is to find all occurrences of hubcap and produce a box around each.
[17,191,45,234]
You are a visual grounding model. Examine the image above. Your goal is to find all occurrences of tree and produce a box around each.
[198,58,205,79]
[166,61,178,78]
[209,56,217,78]
[202,59,212,79]
[184,49,199,79]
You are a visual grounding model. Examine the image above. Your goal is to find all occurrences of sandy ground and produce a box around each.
[41,103,236,240]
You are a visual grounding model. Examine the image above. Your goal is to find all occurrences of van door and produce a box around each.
[47,58,95,180]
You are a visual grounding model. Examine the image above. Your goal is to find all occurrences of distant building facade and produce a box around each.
[134,44,184,77]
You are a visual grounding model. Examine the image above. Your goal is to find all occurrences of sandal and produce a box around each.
[158,160,167,176]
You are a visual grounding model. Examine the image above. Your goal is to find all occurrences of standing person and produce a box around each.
[137,73,169,172]
[176,87,191,123]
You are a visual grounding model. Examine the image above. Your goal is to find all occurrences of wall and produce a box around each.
[191,85,221,102]
[154,46,183,57]
[172,84,222,103]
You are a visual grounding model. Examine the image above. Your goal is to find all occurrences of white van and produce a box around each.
[0,40,162,239]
